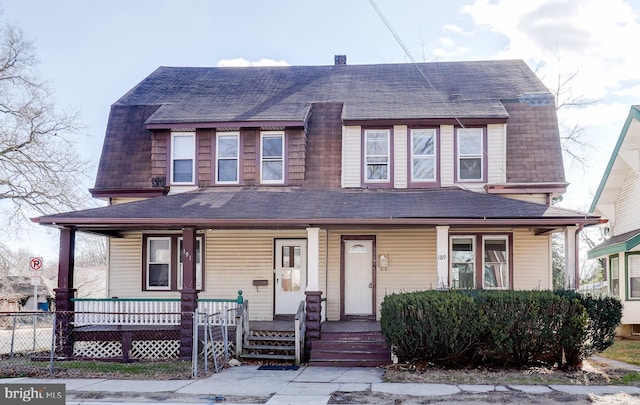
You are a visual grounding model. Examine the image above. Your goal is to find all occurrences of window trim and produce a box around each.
[455,127,486,183]
[449,233,513,290]
[610,255,619,296]
[170,132,196,185]
[627,252,640,300]
[214,132,240,185]
[362,128,393,187]
[260,131,285,184]
[142,234,205,292]
[408,127,439,187]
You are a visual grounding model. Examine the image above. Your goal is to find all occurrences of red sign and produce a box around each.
[29,257,43,271]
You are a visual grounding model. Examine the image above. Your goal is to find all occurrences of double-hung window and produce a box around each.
[143,235,204,291]
[410,128,437,183]
[610,256,619,296]
[364,129,390,183]
[628,254,640,298]
[216,132,240,184]
[457,128,483,181]
[171,132,196,184]
[450,234,511,290]
[146,237,171,290]
[483,237,509,289]
[261,131,285,184]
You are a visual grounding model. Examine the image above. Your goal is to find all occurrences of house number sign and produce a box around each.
[437,254,447,261]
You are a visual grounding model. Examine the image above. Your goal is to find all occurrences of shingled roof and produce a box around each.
[94,59,563,191]
[37,187,601,232]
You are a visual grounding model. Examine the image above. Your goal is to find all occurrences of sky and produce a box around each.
[1,0,640,260]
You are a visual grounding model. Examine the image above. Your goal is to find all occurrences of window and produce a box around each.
[610,256,619,296]
[178,237,203,290]
[280,245,301,292]
[171,132,196,184]
[410,128,437,182]
[628,254,640,298]
[261,132,284,184]
[451,237,475,289]
[146,237,171,290]
[483,237,508,289]
[143,235,204,291]
[451,234,511,290]
[457,128,483,181]
[364,129,390,183]
[216,133,239,184]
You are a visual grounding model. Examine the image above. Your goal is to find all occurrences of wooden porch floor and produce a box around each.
[249,320,381,333]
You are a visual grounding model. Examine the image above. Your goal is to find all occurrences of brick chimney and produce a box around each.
[334,55,347,65]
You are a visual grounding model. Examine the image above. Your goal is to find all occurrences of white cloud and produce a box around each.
[442,24,470,35]
[217,58,289,67]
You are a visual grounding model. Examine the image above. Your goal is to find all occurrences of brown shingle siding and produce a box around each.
[151,130,168,181]
[303,103,343,189]
[197,129,212,187]
[242,129,258,186]
[504,102,565,183]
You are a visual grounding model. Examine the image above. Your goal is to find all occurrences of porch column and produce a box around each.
[436,226,449,289]
[565,225,579,290]
[55,228,76,357]
[305,227,322,362]
[179,227,198,361]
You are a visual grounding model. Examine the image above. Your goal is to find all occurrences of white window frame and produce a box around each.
[482,236,509,290]
[456,127,483,181]
[628,254,640,299]
[178,237,203,290]
[215,132,240,184]
[610,256,619,296]
[364,129,391,183]
[410,128,437,182]
[260,131,285,184]
[146,237,171,291]
[450,236,475,289]
[170,132,196,185]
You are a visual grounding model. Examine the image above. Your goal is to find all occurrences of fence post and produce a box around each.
[10,315,16,355]
[32,313,37,351]
[203,313,208,373]
[49,313,56,375]
[192,311,198,378]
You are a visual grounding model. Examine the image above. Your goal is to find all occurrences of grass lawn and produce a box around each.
[599,338,640,366]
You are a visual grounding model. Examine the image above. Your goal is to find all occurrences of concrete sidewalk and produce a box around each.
[4,364,640,404]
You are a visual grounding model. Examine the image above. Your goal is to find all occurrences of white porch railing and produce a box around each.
[71,298,241,327]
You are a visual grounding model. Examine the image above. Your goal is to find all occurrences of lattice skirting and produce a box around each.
[204,340,236,359]
[73,340,180,359]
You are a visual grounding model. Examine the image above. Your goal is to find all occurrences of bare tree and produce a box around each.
[0,23,88,225]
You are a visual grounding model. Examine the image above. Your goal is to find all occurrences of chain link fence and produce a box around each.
[0,310,236,378]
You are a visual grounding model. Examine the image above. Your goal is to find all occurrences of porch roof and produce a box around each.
[34,187,602,234]
[588,228,640,259]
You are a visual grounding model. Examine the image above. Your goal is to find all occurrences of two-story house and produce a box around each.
[589,105,640,337]
[36,58,602,364]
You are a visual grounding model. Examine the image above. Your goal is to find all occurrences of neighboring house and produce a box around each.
[35,58,602,362]
[0,276,53,312]
[589,105,640,336]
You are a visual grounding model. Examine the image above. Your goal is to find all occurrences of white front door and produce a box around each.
[344,239,374,316]
[275,239,307,315]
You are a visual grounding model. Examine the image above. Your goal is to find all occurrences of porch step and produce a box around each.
[240,327,296,363]
[309,329,391,367]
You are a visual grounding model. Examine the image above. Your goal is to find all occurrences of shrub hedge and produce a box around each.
[380,290,621,369]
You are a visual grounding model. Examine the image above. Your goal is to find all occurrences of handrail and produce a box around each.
[294,300,306,366]
[71,298,239,303]
[234,299,249,358]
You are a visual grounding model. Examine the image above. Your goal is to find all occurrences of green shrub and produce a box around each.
[380,290,484,363]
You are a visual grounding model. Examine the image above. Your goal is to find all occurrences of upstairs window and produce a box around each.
[457,128,483,181]
[261,131,285,184]
[215,133,240,184]
[410,128,437,183]
[364,129,390,183]
[171,132,196,184]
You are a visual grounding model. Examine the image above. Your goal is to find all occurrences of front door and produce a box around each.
[342,238,375,319]
[275,239,307,315]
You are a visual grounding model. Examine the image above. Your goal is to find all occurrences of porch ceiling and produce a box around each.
[33,187,602,235]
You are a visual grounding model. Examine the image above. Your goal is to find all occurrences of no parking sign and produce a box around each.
[29,257,43,272]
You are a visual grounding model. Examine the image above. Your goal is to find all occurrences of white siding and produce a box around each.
[440,125,454,186]
[111,198,148,205]
[613,169,640,235]
[512,229,552,290]
[487,124,506,184]
[393,125,408,189]
[495,194,548,204]
[342,126,361,187]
